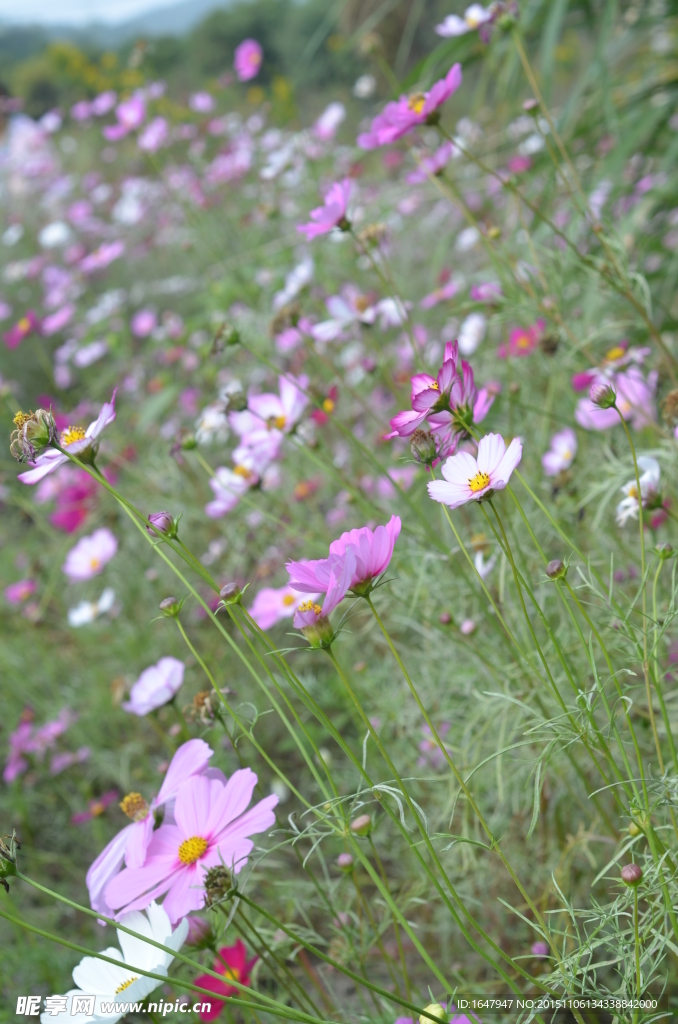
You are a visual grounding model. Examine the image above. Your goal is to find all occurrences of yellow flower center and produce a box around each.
[605,345,625,361]
[18,317,30,331]
[178,835,209,865]
[628,484,638,499]
[468,471,490,493]
[61,425,87,446]
[430,381,439,390]
[222,966,241,982]
[408,92,426,114]
[298,600,322,615]
[90,801,106,817]
[233,464,253,479]
[119,792,150,822]
[354,295,370,313]
[13,410,33,428]
[115,976,139,994]
[516,334,531,348]
[470,532,489,553]
[282,594,296,606]
[322,398,335,413]
[270,415,286,430]
[89,557,101,571]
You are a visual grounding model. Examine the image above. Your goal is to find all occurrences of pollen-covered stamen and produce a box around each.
[17,317,30,332]
[430,382,440,390]
[468,470,490,493]
[408,92,426,114]
[178,835,209,865]
[119,792,150,822]
[13,411,33,429]
[282,594,296,606]
[233,464,253,479]
[115,976,139,994]
[605,345,625,362]
[61,425,87,447]
[268,415,286,430]
[298,600,322,616]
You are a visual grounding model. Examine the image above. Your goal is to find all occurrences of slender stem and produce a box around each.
[634,886,641,997]
[651,560,678,773]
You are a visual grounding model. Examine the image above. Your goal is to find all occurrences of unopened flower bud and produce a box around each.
[460,618,476,635]
[621,863,643,887]
[419,1003,448,1024]
[410,429,438,465]
[147,511,178,539]
[337,852,354,871]
[159,596,181,616]
[350,814,372,837]
[531,940,549,958]
[546,559,567,580]
[656,543,673,560]
[589,382,616,409]
[219,582,242,605]
[628,821,643,837]
[522,98,539,115]
[439,611,452,625]
[185,916,213,948]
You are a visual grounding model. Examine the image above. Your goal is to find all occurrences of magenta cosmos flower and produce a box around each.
[87,739,213,917]
[287,515,401,613]
[104,769,278,924]
[357,64,462,149]
[5,579,37,604]
[498,319,544,358]
[297,180,352,240]
[122,657,185,717]
[4,310,40,349]
[428,433,522,509]
[18,389,117,485]
[62,528,118,581]
[234,39,263,82]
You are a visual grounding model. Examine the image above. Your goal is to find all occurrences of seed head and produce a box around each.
[10,408,57,463]
[203,865,234,907]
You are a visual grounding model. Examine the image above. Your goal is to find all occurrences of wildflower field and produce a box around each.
[2,1,678,1021]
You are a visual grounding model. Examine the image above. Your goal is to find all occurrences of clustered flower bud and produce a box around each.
[545,559,567,580]
[589,382,616,409]
[621,863,643,887]
[410,428,438,466]
[9,409,57,463]
[147,511,179,539]
[203,865,234,907]
[0,830,20,893]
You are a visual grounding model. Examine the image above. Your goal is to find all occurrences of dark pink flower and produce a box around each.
[357,64,462,149]
[297,180,352,240]
[234,39,263,82]
[498,319,544,358]
[195,940,257,1021]
[3,311,40,349]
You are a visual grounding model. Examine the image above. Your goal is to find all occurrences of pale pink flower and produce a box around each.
[297,180,352,240]
[406,141,455,184]
[138,117,169,153]
[420,279,459,309]
[357,64,462,149]
[79,240,125,275]
[131,309,157,338]
[18,390,117,485]
[91,90,117,116]
[205,467,253,519]
[246,374,309,433]
[542,427,577,476]
[428,432,522,509]
[62,528,118,581]
[122,657,185,717]
[103,93,145,141]
[234,39,263,82]
[86,739,213,917]
[313,102,346,141]
[249,585,316,630]
[104,769,278,924]
[190,92,215,113]
[41,304,75,336]
[5,579,37,604]
[575,368,657,431]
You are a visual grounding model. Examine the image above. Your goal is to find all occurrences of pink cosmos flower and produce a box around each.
[79,240,125,275]
[41,303,75,337]
[234,39,263,82]
[103,93,146,141]
[91,90,117,116]
[18,389,117,485]
[72,791,119,825]
[195,940,257,1021]
[297,180,352,240]
[87,739,213,917]
[131,309,157,338]
[470,282,502,302]
[104,769,278,924]
[313,102,346,141]
[357,64,462,149]
[420,279,459,309]
[498,319,544,358]
[62,528,118,581]
[4,310,40,349]
[249,585,316,630]
[122,657,185,717]
[542,427,577,476]
[205,467,254,519]
[428,432,522,509]
[138,117,169,153]
[406,141,455,184]
[4,708,76,783]
[190,92,215,113]
[243,374,309,434]
[287,516,401,616]
[5,579,37,604]
[71,100,92,121]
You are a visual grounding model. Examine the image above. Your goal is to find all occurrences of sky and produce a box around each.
[0,0,176,25]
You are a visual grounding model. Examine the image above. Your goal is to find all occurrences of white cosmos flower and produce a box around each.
[40,902,188,1023]
[68,588,116,628]
[616,456,661,526]
[428,433,523,509]
[436,4,493,36]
